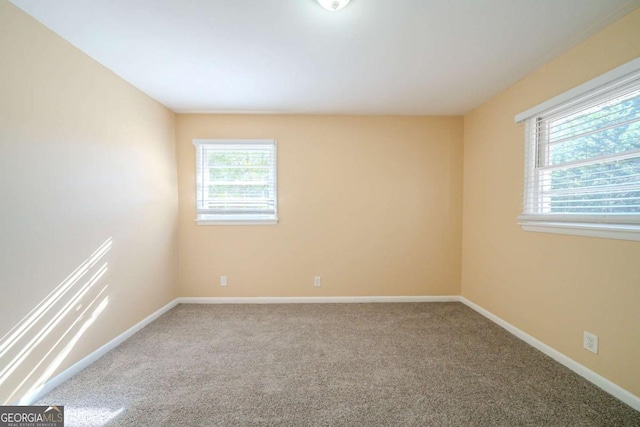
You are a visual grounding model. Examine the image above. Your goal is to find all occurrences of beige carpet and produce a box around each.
[37,303,640,426]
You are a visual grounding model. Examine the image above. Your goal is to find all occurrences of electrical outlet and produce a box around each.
[220,276,227,287]
[314,276,321,287]
[583,331,598,354]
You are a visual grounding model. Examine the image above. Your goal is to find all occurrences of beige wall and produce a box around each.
[177,115,463,298]
[3,0,638,407]
[462,8,640,397]
[0,2,178,404]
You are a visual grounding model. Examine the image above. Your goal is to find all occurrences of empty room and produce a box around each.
[1,0,640,425]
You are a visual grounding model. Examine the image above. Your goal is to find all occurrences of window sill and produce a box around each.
[518,218,640,242]
[196,216,278,226]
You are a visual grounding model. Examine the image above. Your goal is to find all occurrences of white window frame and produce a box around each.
[515,57,640,242]
[193,139,278,226]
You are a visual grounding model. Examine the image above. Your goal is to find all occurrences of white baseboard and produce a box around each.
[19,298,179,405]
[459,296,640,412]
[177,295,459,304]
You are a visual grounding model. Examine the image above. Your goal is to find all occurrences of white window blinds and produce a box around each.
[516,57,640,240]
[193,139,278,224]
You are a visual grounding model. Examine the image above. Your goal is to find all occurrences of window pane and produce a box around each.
[548,89,640,142]
[207,184,271,198]
[547,192,640,214]
[207,151,272,167]
[208,167,271,182]
[195,141,277,219]
[547,93,640,166]
[543,157,640,213]
[523,73,640,220]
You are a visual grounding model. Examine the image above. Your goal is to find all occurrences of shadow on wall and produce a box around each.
[0,238,113,405]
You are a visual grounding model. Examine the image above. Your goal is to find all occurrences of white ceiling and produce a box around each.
[10,0,640,115]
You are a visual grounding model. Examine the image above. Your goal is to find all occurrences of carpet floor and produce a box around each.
[37,303,640,426]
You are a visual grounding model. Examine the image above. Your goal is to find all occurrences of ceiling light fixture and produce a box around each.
[317,0,351,12]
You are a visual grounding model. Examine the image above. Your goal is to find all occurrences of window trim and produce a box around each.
[514,57,640,123]
[515,57,640,241]
[518,217,640,242]
[193,139,279,226]
[196,217,279,226]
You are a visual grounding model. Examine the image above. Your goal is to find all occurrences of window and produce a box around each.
[515,58,640,241]
[193,139,278,225]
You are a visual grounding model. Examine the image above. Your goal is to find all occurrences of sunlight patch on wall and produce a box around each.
[0,238,113,405]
